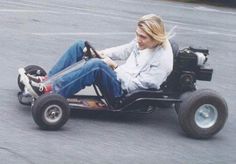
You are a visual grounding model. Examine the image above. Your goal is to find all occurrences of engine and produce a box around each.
[176,47,213,91]
[163,46,213,93]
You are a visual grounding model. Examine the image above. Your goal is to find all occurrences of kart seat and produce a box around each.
[121,89,163,105]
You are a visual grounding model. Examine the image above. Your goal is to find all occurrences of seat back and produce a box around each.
[160,40,180,92]
[169,40,179,57]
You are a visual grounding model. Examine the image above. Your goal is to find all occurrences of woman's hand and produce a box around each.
[83,49,118,69]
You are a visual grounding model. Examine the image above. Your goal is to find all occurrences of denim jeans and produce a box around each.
[48,40,123,100]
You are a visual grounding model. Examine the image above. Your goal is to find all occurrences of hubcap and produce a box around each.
[194,104,218,128]
[44,105,63,124]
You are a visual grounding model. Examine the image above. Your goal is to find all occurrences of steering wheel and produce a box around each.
[84,41,102,59]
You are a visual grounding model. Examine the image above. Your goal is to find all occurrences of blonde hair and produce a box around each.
[138,14,167,47]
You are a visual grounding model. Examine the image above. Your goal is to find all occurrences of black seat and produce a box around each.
[121,89,164,105]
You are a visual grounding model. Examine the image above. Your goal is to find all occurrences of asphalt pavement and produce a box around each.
[0,0,236,163]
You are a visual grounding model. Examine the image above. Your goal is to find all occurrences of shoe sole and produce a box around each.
[18,68,39,98]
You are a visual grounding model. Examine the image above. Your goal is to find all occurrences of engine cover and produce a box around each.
[176,48,213,81]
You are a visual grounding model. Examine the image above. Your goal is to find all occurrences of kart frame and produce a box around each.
[18,41,182,112]
[17,41,228,139]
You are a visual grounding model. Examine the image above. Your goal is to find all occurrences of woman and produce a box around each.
[19,14,173,103]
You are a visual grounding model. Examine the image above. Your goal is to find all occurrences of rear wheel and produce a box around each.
[32,93,70,130]
[18,65,47,91]
[175,91,192,114]
[177,89,228,139]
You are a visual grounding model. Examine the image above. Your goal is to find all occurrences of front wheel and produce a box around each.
[32,93,70,130]
[177,89,228,139]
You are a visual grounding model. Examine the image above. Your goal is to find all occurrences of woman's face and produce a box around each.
[136,26,157,50]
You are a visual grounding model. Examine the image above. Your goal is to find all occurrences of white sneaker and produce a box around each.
[18,68,41,98]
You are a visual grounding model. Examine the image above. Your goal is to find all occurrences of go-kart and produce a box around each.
[17,41,228,139]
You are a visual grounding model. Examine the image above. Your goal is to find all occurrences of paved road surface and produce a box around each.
[0,0,236,163]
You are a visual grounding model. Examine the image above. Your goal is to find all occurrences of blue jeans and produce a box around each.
[48,40,123,100]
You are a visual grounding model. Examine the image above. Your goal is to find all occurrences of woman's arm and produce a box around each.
[100,40,135,60]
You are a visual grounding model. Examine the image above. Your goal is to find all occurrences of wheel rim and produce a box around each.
[194,104,218,129]
[44,105,63,124]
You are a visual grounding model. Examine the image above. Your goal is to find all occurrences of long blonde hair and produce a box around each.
[138,14,167,47]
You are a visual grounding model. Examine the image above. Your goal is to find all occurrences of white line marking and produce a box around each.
[0,1,136,22]
[31,28,236,38]
[178,26,236,38]
[32,32,134,36]
[167,19,236,34]
[0,1,48,9]
[19,0,90,11]
[194,6,219,12]
[31,30,236,38]
[0,9,59,13]
[194,6,236,15]
[2,0,105,14]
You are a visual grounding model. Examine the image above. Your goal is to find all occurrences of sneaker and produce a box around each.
[18,68,28,83]
[18,68,51,97]
[18,68,47,83]
[26,80,52,97]
[26,74,47,83]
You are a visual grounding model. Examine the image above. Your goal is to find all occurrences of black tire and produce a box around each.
[32,93,70,130]
[175,91,193,114]
[178,89,228,139]
[18,65,47,91]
